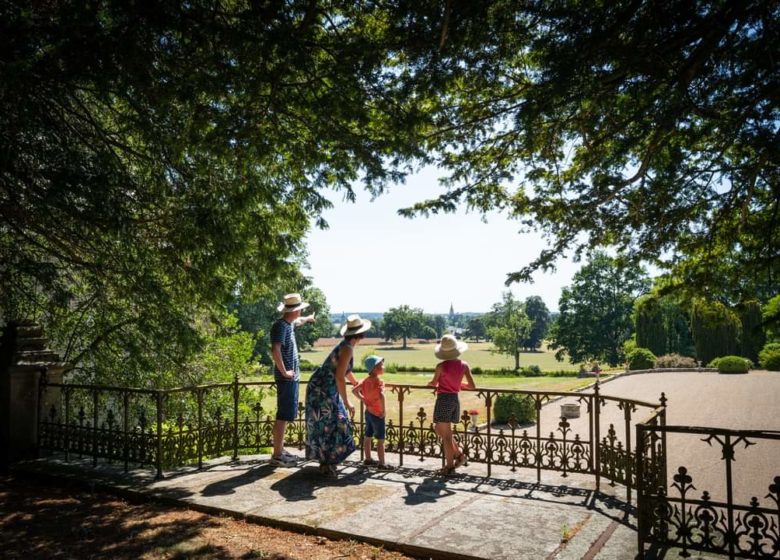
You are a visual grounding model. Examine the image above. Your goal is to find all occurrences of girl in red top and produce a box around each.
[427,334,476,476]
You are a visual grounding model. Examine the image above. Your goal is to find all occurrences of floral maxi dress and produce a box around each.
[305,340,356,465]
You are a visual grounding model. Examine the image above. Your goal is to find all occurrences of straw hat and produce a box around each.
[435,334,468,360]
[339,314,372,336]
[277,293,310,313]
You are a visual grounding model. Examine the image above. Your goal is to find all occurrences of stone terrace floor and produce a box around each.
[14,451,721,560]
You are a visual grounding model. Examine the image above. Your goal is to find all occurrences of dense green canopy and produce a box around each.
[0,1,429,376]
[401,0,779,299]
[2,1,777,378]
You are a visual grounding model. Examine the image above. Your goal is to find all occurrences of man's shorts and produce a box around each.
[275,379,299,421]
[364,411,386,440]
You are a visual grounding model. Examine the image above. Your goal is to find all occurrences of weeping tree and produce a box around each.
[635,296,667,357]
[690,300,742,365]
[737,300,766,364]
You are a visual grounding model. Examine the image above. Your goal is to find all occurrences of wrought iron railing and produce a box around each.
[636,423,780,559]
[36,372,780,559]
[37,375,660,496]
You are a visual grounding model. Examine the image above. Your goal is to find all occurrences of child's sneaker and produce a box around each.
[376,463,395,471]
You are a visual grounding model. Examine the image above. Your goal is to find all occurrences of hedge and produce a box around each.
[493,393,536,424]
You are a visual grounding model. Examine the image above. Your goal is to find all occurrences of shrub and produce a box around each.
[713,355,750,374]
[493,393,535,424]
[627,347,656,370]
[758,343,780,371]
[471,366,483,375]
[523,365,542,377]
[707,357,719,368]
[654,354,698,369]
[299,359,317,371]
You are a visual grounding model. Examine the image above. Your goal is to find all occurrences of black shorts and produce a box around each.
[433,393,460,423]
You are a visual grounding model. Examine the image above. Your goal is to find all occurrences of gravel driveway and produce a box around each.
[536,370,780,504]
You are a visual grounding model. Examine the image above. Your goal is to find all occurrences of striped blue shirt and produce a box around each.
[270,318,299,381]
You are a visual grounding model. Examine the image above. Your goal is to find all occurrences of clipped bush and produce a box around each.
[758,343,780,371]
[471,366,483,375]
[493,393,535,424]
[654,354,698,369]
[523,364,542,377]
[712,355,750,374]
[627,347,656,370]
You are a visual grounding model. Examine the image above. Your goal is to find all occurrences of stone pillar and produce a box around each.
[0,322,65,468]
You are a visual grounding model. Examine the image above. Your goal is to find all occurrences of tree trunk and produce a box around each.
[402,335,407,349]
[514,351,520,371]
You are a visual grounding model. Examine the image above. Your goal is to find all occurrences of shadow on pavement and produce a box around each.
[269,463,371,502]
[402,478,457,505]
[201,463,278,496]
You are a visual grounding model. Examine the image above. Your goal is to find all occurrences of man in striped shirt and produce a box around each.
[270,293,316,467]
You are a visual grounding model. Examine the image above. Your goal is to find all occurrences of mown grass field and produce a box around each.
[302,338,581,372]
[244,338,605,425]
[244,371,600,426]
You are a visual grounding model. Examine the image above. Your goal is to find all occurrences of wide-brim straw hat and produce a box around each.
[339,314,372,336]
[435,334,468,360]
[277,293,310,313]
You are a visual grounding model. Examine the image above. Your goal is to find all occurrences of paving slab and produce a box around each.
[14,453,640,560]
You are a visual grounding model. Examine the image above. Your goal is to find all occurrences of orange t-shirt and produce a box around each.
[356,375,384,417]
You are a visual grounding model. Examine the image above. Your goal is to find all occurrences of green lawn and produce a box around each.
[378,373,596,424]
[301,341,580,372]
[243,372,598,427]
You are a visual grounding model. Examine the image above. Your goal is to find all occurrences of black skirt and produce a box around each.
[433,392,460,423]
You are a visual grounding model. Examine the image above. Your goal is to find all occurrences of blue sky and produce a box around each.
[304,166,582,315]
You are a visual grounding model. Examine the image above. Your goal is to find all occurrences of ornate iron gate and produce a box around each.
[636,423,780,559]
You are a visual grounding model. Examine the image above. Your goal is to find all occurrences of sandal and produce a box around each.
[319,464,338,478]
[363,458,379,466]
[454,453,467,468]
[436,466,456,477]
[376,463,395,471]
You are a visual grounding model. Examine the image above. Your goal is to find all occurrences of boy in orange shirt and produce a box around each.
[352,355,394,471]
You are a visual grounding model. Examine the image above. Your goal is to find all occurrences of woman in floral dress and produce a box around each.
[305,314,371,477]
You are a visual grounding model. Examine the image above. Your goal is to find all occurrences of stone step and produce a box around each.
[8,362,67,374]
[13,350,62,362]
[16,325,44,338]
[15,337,48,350]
